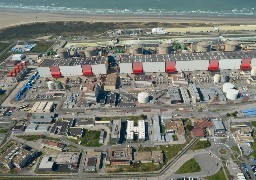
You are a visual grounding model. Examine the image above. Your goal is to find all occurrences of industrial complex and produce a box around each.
[1,25,256,180]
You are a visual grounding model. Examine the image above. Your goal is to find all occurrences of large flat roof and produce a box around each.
[120,51,256,63]
[40,57,106,67]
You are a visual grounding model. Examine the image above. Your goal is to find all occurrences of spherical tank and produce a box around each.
[47,81,55,91]
[158,43,172,54]
[226,89,239,100]
[138,92,150,104]
[57,48,67,58]
[129,44,143,54]
[225,41,239,52]
[197,41,210,52]
[223,83,235,93]
[213,74,221,84]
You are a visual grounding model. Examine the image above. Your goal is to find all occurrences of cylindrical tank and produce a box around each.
[47,81,55,91]
[223,83,235,93]
[220,72,229,83]
[225,41,239,52]
[138,92,150,104]
[57,48,67,58]
[158,43,172,54]
[251,67,256,76]
[226,89,239,100]
[129,44,143,54]
[213,74,221,84]
[197,41,210,52]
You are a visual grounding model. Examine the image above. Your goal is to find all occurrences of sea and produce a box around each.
[0,0,256,17]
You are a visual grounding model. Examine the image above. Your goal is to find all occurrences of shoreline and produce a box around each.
[0,10,256,30]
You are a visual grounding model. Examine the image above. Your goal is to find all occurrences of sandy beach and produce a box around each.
[0,11,256,30]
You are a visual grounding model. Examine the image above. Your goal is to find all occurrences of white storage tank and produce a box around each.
[226,89,239,100]
[138,92,150,104]
[213,74,221,84]
[47,81,55,91]
[251,67,256,76]
[223,83,235,93]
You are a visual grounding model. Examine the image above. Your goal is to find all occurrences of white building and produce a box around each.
[152,28,166,35]
[11,54,26,61]
[126,120,145,141]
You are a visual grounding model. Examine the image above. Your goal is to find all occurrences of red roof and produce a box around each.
[82,65,92,72]
[133,62,143,69]
[42,140,59,147]
[133,62,143,74]
[241,58,251,70]
[50,66,60,72]
[194,120,213,128]
[209,60,219,71]
[192,127,205,137]
[166,61,176,72]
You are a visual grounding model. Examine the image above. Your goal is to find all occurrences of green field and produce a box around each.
[251,121,256,128]
[0,129,8,134]
[17,135,59,142]
[250,142,256,158]
[80,130,101,147]
[175,158,201,174]
[160,144,186,162]
[206,168,226,180]
[0,43,10,52]
[0,22,211,41]
[30,41,54,53]
[191,140,211,150]
[172,135,178,141]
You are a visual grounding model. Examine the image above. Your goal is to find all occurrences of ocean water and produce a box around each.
[0,0,256,17]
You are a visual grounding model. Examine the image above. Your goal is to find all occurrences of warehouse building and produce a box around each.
[134,150,164,164]
[106,147,133,166]
[11,54,26,61]
[104,73,118,91]
[31,101,54,113]
[212,119,226,136]
[152,115,164,142]
[111,120,121,143]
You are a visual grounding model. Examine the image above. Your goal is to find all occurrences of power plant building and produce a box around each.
[119,63,133,74]
[118,51,256,74]
[176,60,209,71]
[142,61,165,73]
[37,67,52,78]
[219,59,241,70]
[37,51,256,78]
[37,57,107,78]
[59,65,83,76]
